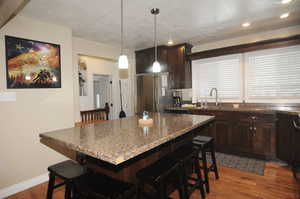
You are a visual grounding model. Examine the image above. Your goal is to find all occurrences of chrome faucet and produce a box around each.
[209,88,218,106]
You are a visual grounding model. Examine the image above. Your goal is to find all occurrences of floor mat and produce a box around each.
[206,152,266,176]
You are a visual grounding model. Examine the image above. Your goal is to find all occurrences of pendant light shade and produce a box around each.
[118,54,129,69]
[152,61,161,73]
[118,0,128,69]
[151,8,161,73]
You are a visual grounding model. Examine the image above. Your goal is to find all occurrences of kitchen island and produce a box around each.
[40,113,215,182]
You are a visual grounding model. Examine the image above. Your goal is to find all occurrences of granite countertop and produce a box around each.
[40,113,215,165]
[166,106,300,116]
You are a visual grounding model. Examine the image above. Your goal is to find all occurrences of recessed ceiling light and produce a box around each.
[281,0,292,4]
[280,12,290,19]
[167,40,174,45]
[242,22,251,28]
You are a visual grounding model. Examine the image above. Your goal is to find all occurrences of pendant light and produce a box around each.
[118,0,128,69]
[151,8,161,73]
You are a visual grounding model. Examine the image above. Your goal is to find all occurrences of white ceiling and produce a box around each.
[21,0,300,50]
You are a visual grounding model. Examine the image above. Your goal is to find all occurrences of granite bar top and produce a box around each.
[40,113,215,165]
[166,106,300,116]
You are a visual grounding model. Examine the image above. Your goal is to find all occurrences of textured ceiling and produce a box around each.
[21,0,300,50]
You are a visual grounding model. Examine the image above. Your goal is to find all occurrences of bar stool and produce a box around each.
[74,170,136,199]
[136,155,186,199]
[170,145,206,199]
[47,160,87,199]
[192,136,219,193]
[292,120,300,181]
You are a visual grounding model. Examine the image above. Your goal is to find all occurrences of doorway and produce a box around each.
[93,74,113,119]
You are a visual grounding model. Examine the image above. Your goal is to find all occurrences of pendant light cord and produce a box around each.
[121,0,124,55]
[154,13,157,62]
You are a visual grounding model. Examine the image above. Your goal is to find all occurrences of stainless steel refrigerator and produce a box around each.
[136,73,172,114]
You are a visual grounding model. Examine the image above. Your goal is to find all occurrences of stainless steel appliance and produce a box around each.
[136,73,172,113]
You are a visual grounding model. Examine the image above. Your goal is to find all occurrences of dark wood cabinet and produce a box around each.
[135,43,192,89]
[135,46,168,74]
[231,112,276,159]
[166,108,277,160]
[190,110,231,153]
[277,113,299,163]
[215,120,231,153]
[167,44,192,89]
[231,120,253,154]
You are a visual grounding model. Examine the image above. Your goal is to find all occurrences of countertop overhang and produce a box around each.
[40,113,215,165]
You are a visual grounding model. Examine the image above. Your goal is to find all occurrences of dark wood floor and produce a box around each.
[5,162,300,199]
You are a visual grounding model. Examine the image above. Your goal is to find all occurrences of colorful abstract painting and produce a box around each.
[5,36,61,88]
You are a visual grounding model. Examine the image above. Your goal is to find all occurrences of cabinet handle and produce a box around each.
[293,120,300,131]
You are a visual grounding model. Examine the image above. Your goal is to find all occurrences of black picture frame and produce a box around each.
[5,35,62,89]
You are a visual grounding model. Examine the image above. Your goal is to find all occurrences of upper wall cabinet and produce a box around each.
[135,43,192,89]
[135,46,168,74]
[167,44,192,89]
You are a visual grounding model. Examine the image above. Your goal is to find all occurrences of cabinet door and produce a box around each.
[168,44,192,89]
[251,122,274,158]
[215,120,231,153]
[277,114,298,163]
[231,121,253,153]
[135,49,154,74]
[135,47,168,74]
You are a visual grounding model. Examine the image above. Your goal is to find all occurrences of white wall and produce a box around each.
[0,15,73,190]
[73,37,136,121]
[192,25,300,52]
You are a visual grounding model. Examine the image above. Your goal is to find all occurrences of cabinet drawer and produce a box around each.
[233,112,276,123]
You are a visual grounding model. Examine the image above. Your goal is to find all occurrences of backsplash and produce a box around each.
[172,88,193,102]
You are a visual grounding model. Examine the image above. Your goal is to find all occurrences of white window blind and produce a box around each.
[192,54,242,102]
[245,45,300,98]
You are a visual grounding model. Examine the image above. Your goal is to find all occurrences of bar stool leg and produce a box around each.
[156,181,167,199]
[136,180,144,199]
[65,182,72,199]
[180,163,189,199]
[46,173,55,199]
[210,143,219,180]
[201,150,210,193]
[194,156,206,199]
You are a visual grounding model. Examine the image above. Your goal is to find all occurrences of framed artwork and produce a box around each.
[5,36,61,88]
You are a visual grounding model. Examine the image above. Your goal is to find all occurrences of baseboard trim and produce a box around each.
[0,173,49,199]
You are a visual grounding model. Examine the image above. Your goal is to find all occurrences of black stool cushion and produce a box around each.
[75,172,135,199]
[136,155,179,183]
[193,135,214,143]
[48,160,86,180]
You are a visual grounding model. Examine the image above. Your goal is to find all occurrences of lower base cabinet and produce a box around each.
[231,121,253,154]
[166,109,277,160]
[215,120,231,153]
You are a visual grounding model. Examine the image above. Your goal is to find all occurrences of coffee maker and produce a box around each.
[173,91,182,107]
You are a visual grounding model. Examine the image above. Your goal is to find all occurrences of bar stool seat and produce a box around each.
[192,135,219,194]
[74,171,136,199]
[193,136,213,144]
[47,160,87,199]
[136,155,185,199]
